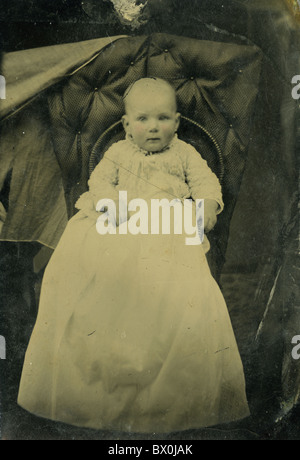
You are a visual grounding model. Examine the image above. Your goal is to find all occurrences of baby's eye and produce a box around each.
[159,115,170,120]
[137,116,147,121]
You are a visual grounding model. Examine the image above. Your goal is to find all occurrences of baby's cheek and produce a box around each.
[162,125,175,137]
[135,125,145,133]
[133,124,146,137]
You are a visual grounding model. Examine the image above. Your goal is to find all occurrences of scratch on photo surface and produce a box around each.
[255,266,282,341]
[215,347,230,354]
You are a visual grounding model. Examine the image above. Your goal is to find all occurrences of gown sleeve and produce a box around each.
[182,142,224,214]
[75,143,120,214]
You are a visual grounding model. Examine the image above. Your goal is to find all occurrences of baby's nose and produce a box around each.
[149,119,159,131]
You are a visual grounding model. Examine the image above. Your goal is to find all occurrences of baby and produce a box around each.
[18,77,249,434]
[123,78,220,232]
[89,78,222,240]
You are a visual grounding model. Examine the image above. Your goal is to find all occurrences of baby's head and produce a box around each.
[122,78,180,152]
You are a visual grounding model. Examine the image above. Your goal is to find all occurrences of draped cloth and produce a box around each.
[0,36,126,250]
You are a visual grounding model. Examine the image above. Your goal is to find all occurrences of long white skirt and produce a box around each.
[18,210,250,433]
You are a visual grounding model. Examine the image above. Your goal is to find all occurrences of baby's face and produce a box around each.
[123,89,180,152]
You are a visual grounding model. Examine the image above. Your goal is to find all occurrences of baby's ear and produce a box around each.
[122,115,130,133]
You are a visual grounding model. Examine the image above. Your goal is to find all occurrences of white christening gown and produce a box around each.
[18,136,250,433]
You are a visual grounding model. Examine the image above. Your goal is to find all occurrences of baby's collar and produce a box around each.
[125,134,178,156]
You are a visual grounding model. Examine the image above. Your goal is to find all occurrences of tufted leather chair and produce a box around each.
[48,33,262,279]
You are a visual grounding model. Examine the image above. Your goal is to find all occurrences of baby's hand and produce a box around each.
[204,199,219,232]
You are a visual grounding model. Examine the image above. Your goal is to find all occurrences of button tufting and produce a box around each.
[164,49,169,53]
